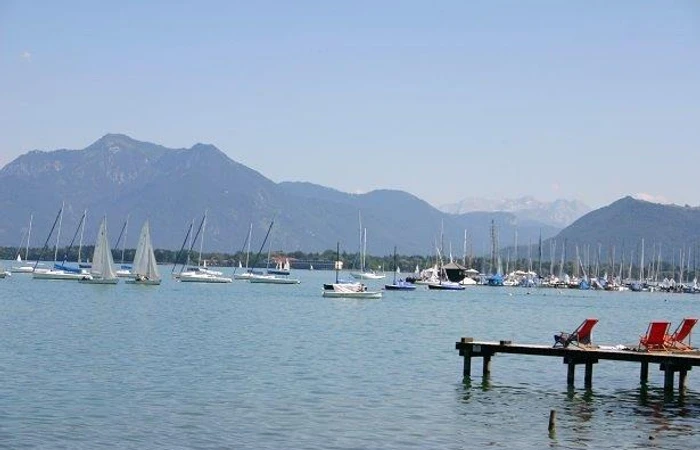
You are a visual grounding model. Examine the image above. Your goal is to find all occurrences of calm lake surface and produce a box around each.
[1,264,698,449]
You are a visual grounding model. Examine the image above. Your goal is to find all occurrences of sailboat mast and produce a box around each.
[172,222,193,274]
[78,209,87,263]
[335,241,340,283]
[54,201,65,262]
[640,238,645,282]
[198,212,207,267]
[34,206,63,271]
[362,228,367,272]
[186,219,194,267]
[265,226,273,272]
[393,246,397,284]
[25,213,33,260]
[245,223,252,269]
[463,229,467,267]
[121,214,130,264]
[513,228,518,272]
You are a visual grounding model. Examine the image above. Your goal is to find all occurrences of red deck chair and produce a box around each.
[553,318,599,348]
[639,321,671,351]
[665,317,698,351]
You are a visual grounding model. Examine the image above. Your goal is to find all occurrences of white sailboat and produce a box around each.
[12,213,38,273]
[177,212,232,283]
[126,220,161,285]
[233,223,256,280]
[34,204,92,281]
[323,242,381,298]
[350,226,385,280]
[249,221,300,284]
[80,216,118,284]
[115,215,134,277]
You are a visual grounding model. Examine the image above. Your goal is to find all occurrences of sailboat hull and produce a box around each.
[384,283,417,291]
[125,279,161,285]
[249,275,300,284]
[33,270,90,281]
[80,278,119,285]
[322,290,382,299]
[350,272,386,280]
[427,282,465,290]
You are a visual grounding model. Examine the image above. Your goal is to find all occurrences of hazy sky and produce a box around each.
[1,1,698,208]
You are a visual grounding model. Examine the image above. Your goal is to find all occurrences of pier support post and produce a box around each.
[584,361,594,389]
[483,355,492,379]
[663,366,675,393]
[463,352,472,378]
[567,362,576,386]
[459,338,474,379]
[679,369,688,393]
[640,361,649,384]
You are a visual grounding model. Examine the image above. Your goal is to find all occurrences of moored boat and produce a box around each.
[125,220,161,285]
[79,216,119,284]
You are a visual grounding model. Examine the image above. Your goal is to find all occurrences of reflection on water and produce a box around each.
[458,378,699,448]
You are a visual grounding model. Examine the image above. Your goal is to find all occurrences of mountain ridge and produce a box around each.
[0,134,684,258]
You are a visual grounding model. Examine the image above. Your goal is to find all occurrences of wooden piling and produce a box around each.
[584,361,594,389]
[663,366,675,392]
[640,361,649,384]
[548,409,556,433]
[566,362,576,386]
[483,355,492,379]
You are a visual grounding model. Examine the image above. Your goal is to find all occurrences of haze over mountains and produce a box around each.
[439,197,591,228]
[0,134,695,262]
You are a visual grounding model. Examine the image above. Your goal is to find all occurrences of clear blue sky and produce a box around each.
[1,1,698,208]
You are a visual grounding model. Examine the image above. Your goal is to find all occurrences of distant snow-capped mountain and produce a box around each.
[438,196,591,228]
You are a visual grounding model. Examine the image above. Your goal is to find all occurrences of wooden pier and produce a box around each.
[455,338,700,393]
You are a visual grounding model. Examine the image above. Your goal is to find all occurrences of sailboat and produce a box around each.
[249,220,300,284]
[11,213,39,273]
[350,214,385,280]
[323,242,381,298]
[384,246,416,291]
[125,220,161,285]
[267,257,291,276]
[33,204,92,281]
[114,215,134,277]
[233,223,257,280]
[177,212,232,283]
[80,216,118,284]
[427,245,465,291]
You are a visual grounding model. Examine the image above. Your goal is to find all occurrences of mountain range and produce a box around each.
[438,196,591,228]
[1,134,696,263]
[0,134,560,256]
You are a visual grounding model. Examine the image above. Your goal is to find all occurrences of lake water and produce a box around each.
[1,264,698,449]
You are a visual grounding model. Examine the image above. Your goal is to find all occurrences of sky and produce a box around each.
[1,1,699,209]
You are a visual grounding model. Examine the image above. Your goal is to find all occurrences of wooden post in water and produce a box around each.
[662,364,675,392]
[548,409,556,434]
[483,354,492,379]
[584,361,594,389]
[460,337,473,378]
[679,369,688,393]
[640,361,649,384]
[566,362,576,386]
